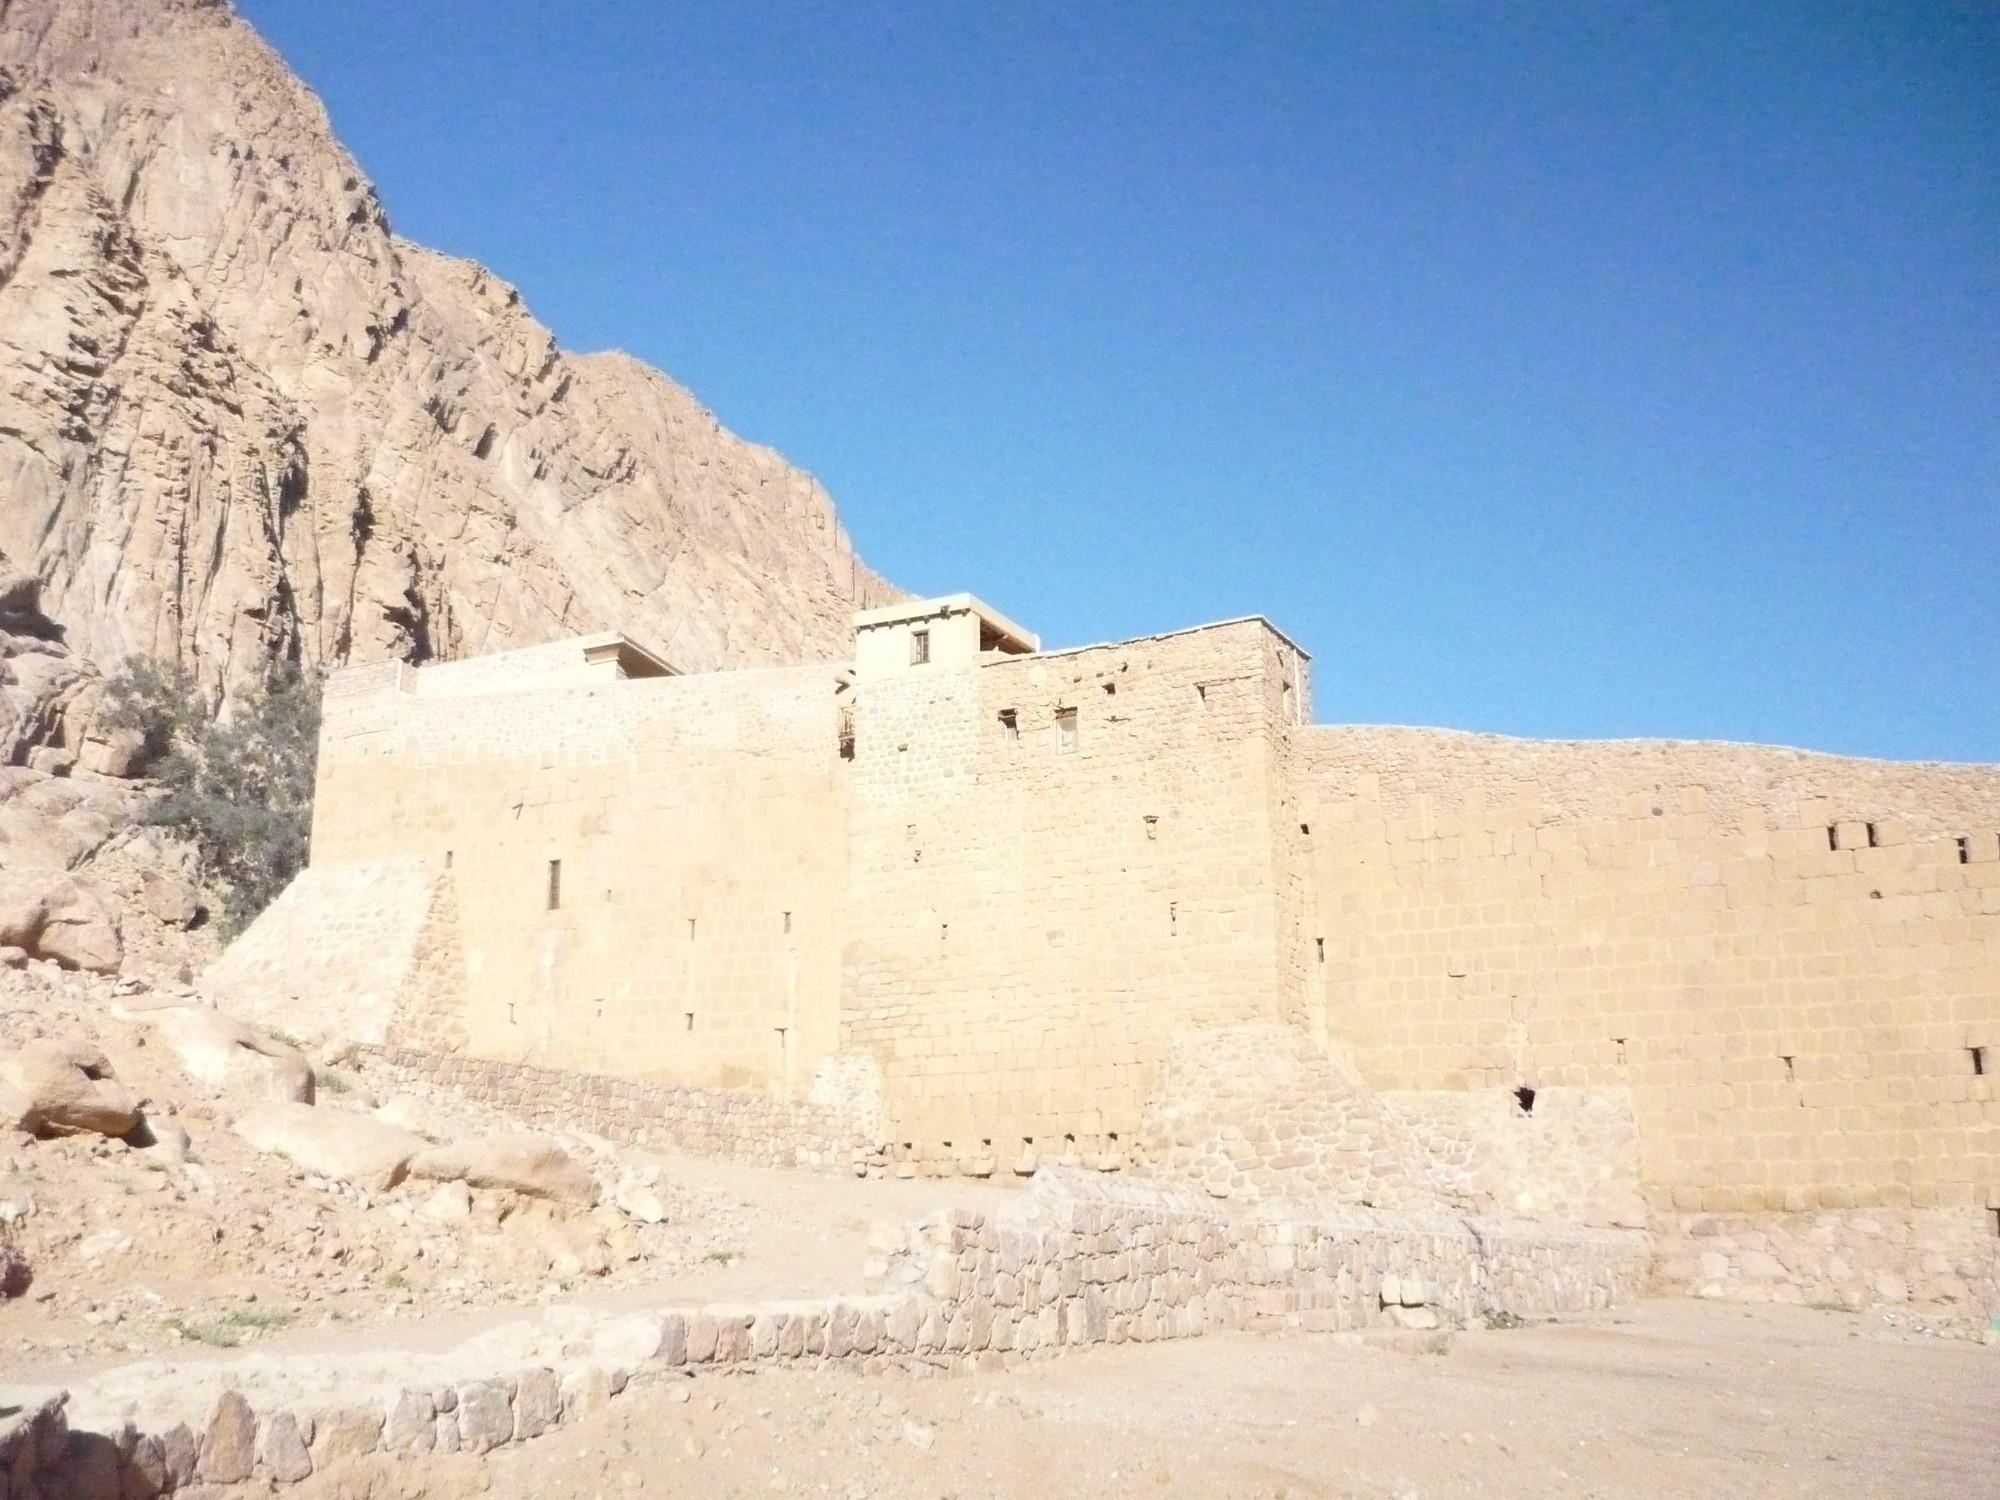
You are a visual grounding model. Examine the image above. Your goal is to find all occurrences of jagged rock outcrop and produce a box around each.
[0,0,897,743]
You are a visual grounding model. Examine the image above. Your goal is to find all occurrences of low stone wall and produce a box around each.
[1650,1206,2000,1321]
[370,1045,870,1172]
[893,1170,1648,1346]
[5,1171,1649,1494]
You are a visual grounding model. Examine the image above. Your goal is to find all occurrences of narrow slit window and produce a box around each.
[1866,822,1880,848]
[998,708,1018,741]
[685,1012,695,1033]
[837,705,855,761]
[546,859,562,911]
[1826,825,1840,851]
[783,910,792,934]
[1056,706,1078,754]
[1972,1046,1988,1077]
[910,628,930,665]
[1956,837,1970,865]
[1315,937,1325,963]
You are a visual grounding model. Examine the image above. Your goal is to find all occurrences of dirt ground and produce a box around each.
[288,1298,1997,1500]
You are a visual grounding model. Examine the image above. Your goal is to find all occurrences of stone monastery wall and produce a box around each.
[276,604,2000,1237]
[1294,727,2000,1217]
[313,659,850,1094]
[841,620,1312,1164]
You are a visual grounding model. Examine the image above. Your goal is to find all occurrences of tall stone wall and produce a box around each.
[1294,727,2000,1217]
[312,660,850,1093]
[839,620,1312,1159]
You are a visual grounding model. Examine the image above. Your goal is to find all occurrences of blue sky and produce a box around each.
[238,2,1998,761]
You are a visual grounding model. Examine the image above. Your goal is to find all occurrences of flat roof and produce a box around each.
[852,593,1040,653]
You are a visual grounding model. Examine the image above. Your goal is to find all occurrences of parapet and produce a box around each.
[323,632,680,703]
[852,594,1038,681]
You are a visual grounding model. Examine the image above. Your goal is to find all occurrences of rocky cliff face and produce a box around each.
[0,0,896,740]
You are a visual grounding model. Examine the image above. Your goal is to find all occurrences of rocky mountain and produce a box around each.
[0,0,896,755]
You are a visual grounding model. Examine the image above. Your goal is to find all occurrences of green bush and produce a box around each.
[98,660,322,935]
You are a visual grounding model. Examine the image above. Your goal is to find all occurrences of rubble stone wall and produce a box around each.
[1649,1205,2000,1314]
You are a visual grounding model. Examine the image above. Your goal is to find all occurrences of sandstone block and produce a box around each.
[381,1390,434,1453]
[198,1392,256,1484]
[454,1382,513,1454]
[307,1406,383,1467]
[511,1368,559,1441]
[257,1411,312,1483]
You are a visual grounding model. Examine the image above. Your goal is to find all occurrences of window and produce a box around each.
[1972,1046,1988,1077]
[910,628,930,665]
[1056,707,1078,753]
[546,859,561,911]
[998,708,1018,740]
[1958,837,1972,865]
[837,706,855,761]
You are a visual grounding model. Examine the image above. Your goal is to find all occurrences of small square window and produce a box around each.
[910,628,930,665]
[1056,707,1078,753]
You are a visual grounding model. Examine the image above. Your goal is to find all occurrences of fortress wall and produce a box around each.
[1294,726,2000,1216]
[838,621,1303,1159]
[311,662,850,1092]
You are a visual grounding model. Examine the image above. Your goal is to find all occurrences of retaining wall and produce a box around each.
[1,1170,1648,1495]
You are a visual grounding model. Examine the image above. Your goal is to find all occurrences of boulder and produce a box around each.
[150,1006,314,1105]
[0,870,122,973]
[76,727,149,779]
[233,1103,426,1191]
[36,879,122,973]
[0,871,48,949]
[374,1092,455,1141]
[0,1040,140,1137]
[139,869,201,928]
[409,1133,599,1205]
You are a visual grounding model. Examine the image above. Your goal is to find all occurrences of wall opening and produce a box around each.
[1613,1037,1628,1065]
[1169,901,1178,937]
[1300,822,1310,835]
[837,706,855,761]
[1143,814,1158,840]
[910,628,930,665]
[1991,1209,2000,1238]
[998,708,1018,741]
[546,859,562,911]
[1056,707,1078,754]
[783,910,792,935]
[1102,681,1116,695]
[1195,683,1208,708]
[1866,822,1880,848]
[1958,837,1972,864]
[1972,1046,1988,1077]
[444,849,453,870]
[1781,1055,1796,1081]
[684,1012,695,1033]
[687,918,697,940]
[1513,1086,1537,1115]
[1316,937,1325,963]
[508,1003,516,1025]
[1826,825,1839,851]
